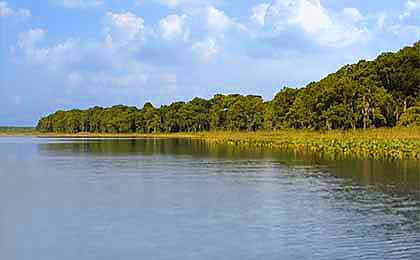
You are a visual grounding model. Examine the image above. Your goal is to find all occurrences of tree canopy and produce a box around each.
[37,42,420,133]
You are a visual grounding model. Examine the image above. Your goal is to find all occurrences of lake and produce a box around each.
[1,137,420,260]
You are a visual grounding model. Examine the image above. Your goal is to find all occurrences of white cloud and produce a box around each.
[0,1,11,16]
[104,12,146,49]
[376,7,420,41]
[149,0,221,9]
[251,3,270,27]
[153,0,183,8]
[0,1,31,18]
[388,24,420,43]
[407,0,420,11]
[376,12,387,30]
[18,28,46,48]
[191,38,219,60]
[15,18,175,93]
[176,5,246,40]
[159,14,189,41]
[266,0,330,34]
[342,8,363,23]
[17,28,81,67]
[58,0,103,8]
[401,0,420,18]
[206,6,233,33]
[90,72,148,88]
[264,0,367,47]
[64,69,150,89]
[154,5,245,60]
[67,71,85,87]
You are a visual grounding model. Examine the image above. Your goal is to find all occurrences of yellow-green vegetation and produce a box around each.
[36,42,420,134]
[16,42,420,160]
[194,128,420,160]
[0,127,36,136]
[3,128,418,160]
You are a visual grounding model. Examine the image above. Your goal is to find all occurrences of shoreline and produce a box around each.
[0,132,202,139]
[2,128,420,160]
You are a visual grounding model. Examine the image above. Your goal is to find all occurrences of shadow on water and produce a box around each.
[37,138,420,195]
[3,137,420,259]
[38,139,420,228]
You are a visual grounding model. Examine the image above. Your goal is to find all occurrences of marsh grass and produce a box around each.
[197,128,420,160]
[2,128,420,160]
[0,127,36,136]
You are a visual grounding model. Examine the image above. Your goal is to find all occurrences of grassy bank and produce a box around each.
[0,127,36,136]
[197,129,420,160]
[2,128,420,160]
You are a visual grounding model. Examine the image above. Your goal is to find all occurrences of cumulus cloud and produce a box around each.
[155,5,245,60]
[188,5,247,51]
[17,28,81,67]
[104,12,146,50]
[152,0,185,8]
[206,6,233,33]
[15,15,177,93]
[89,71,148,88]
[148,0,221,9]
[401,0,420,18]
[0,1,31,18]
[191,38,219,60]
[57,0,104,8]
[250,3,270,27]
[159,14,189,41]
[0,1,12,17]
[14,1,400,104]
[374,4,420,43]
[7,0,420,127]
[390,24,420,39]
[17,28,46,48]
[342,8,364,23]
[264,0,367,47]
[376,13,387,30]
[407,0,420,11]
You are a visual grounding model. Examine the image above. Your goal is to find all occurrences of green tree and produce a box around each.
[398,106,420,127]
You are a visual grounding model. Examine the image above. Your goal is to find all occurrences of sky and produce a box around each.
[0,0,419,126]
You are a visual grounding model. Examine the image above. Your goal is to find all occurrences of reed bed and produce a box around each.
[196,128,420,160]
[2,128,420,160]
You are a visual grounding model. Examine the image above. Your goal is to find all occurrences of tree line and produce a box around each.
[37,42,420,133]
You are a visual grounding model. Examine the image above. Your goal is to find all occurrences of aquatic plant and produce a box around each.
[196,128,420,160]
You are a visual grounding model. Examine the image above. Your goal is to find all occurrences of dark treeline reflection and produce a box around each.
[327,159,420,194]
[4,139,420,259]
[38,138,420,195]
[29,137,420,257]
[37,138,272,158]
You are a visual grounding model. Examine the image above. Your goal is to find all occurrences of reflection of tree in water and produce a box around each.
[38,139,209,157]
[326,159,420,195]
[297,158,420,235]
[38,138,420,231]
[329,180,420,235]
[37,138,285,159]
[38,139,420,192]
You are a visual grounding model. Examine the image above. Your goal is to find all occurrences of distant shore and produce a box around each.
[2,128,420,160]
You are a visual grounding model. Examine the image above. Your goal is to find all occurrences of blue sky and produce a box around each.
[1,0,419,126]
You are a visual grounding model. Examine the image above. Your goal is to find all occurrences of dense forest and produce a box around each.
[37,42,420,133]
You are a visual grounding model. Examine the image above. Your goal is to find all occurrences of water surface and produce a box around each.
[1,137,420,259]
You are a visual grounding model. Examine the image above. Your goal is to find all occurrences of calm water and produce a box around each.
[1,137,420,260]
